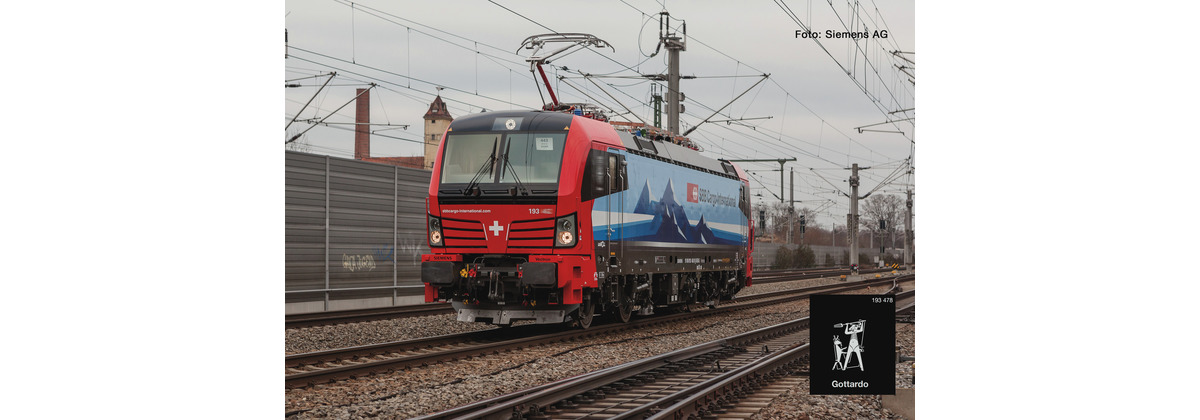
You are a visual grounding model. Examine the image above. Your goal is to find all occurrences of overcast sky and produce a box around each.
[284,0,915,228]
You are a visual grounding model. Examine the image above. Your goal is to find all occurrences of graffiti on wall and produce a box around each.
[396,237,427,265]
[342,254,377,272]
[373,245,395,263]
[340,238,431,273]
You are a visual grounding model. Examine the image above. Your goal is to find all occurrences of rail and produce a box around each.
[413,280,915,419]
[285,267,906,328]
[285,275,909,389]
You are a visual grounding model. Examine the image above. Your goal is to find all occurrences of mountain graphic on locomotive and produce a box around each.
[421,110,754,328]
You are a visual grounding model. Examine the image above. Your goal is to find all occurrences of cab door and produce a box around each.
[584,148,627,270]
[606,149,627,265]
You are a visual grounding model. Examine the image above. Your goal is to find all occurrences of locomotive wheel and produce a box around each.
[573,294,595,329]
[611,283,633,323]
[616,297,632,323]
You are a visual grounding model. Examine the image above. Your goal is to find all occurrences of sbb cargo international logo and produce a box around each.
[685,183,738,207]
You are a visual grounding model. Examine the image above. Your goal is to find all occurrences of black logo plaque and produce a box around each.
[809,294,896,395]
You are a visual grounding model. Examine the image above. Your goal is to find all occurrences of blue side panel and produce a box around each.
[593,151,747,246]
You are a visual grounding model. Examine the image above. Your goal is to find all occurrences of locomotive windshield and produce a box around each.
[439,132,568,186]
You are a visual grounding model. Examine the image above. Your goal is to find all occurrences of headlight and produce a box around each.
[554,214,577,247]
[429,216,444,247]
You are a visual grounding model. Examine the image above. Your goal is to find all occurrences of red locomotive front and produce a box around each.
[422,111,611,326]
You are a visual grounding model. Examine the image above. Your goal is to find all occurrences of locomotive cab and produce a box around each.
[422,111,598,326]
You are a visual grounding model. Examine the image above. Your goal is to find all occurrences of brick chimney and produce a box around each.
[355,88,370,160]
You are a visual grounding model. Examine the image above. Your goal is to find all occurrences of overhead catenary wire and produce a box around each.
[332,0,530,70]
[332,1,902,169]
[824,0,913,105]
[284,97,425,145]
[581,76,651,126]
[859,159,910,197]
[693,128,840,207]
[571,70,852,166]
[773,0,913,142]
[300,120,424,145]
[285,72,337,83]
[288,47,525,111]
[602,1,908,166]
[552,77,625,120]
[285,72,336,130]
[288,56,472,115]
[548,0,911,169]
[287,1,912,226]
[287,84,375,144]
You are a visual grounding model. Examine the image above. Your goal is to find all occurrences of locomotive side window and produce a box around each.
[581,149,626,201]
[581,149,608,202]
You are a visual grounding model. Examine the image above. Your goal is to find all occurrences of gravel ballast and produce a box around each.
[285,274,914,419]
[285,273,862,355]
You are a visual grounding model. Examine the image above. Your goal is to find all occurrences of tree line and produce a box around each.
[752,193,907,250]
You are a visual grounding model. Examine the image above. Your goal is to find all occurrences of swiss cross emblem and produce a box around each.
[488,220,505,236]
[687,183,700,203]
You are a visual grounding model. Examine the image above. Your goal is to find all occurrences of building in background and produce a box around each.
[422,95,453,170]
[357,95,452,170]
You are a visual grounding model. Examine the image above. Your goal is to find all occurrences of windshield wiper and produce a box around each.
[499,152,530,196]
[463,154,497,196]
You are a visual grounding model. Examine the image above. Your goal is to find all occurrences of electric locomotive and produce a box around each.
[421,109,754,328]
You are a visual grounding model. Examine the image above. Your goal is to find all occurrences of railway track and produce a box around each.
[284,267,902,329]
[895,288,915,323]
[285,274,911,389]
[416,289,914,420]
[285,303,454,329]
[414,317,813,420]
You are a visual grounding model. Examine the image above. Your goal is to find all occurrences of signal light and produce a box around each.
[429,216,444,247]
[555,214,577,247]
